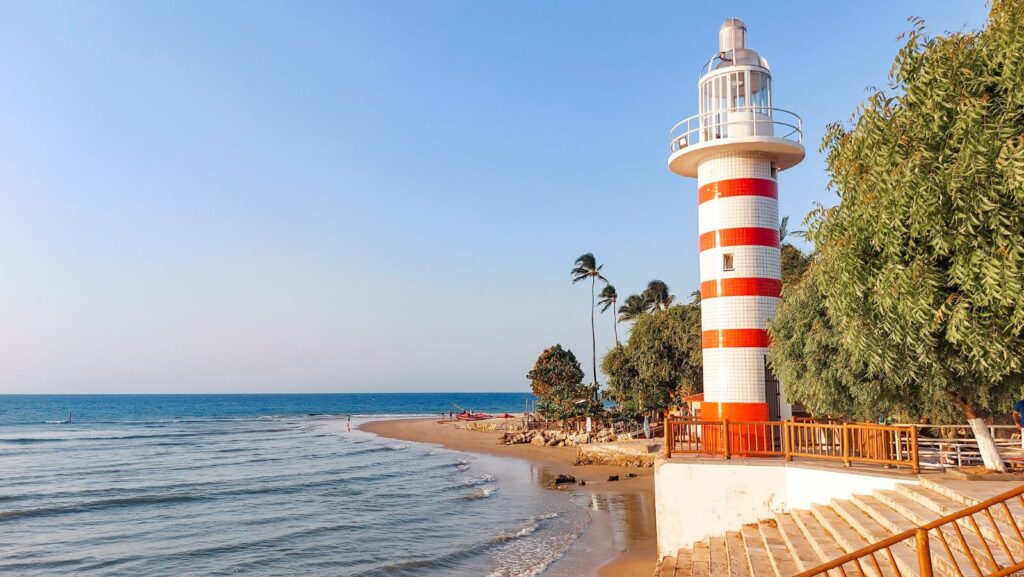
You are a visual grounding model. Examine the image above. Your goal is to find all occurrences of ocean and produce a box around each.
[0,393,609,576]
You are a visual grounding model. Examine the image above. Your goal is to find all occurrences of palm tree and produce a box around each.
[779,215,806,245]
[597,283,619,345]
[618,294,647,322]
[642,280,674,312]
[571,253,606,387]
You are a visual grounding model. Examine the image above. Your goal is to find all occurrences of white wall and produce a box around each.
[654,459,918,557]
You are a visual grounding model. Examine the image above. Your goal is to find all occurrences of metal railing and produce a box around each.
[795,482,1024,577]
[668,106,803,153]
[663,418,919,473]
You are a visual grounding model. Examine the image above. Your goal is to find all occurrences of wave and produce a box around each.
[0,494,202,522]
[460,485,498,501]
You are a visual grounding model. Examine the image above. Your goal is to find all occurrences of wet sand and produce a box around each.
[361,418,656,577]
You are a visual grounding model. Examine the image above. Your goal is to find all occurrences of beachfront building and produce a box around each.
[668,18,804,425]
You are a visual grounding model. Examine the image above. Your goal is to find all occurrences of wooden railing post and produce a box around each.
[722,419,731,460]
[915,528,933,577]
[910,425,920,474]
[663,414,672,458]
[842,423,851,467]
[784,420,792,461]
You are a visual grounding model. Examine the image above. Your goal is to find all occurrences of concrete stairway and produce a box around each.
[654,477,1024,577]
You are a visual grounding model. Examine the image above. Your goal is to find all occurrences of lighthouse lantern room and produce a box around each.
[668,19,805,426]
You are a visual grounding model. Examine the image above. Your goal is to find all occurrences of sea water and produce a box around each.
[0,394,597,576]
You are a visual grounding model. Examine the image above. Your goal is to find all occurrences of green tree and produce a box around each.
[571,254,606,389]
[602,295,703,420]
[597,283,619,345]
[641,280,675,312]
[527,344,601,422]
[780,244,813,287]
[618,294,647,322]
[800,2,1024,470]
[601,344,644,422]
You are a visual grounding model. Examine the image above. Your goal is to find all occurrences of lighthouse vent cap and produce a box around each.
[719,18,747,54]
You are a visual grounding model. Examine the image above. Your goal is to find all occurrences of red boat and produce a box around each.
[455,411,492,421]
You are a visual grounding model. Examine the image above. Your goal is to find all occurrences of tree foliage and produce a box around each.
[774,1,1024,425]
[527,344,601,421]
[602,296,703,419]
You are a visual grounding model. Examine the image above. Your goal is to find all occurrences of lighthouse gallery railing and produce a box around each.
[668,106,803,153]
[663,417,920,473]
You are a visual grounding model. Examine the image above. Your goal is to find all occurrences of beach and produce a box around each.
[361,417,657,577]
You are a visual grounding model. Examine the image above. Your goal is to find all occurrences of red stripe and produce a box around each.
[699,178,777,205]
[700,278,781,299]
[699,227,780,251]
[702,328,771,349]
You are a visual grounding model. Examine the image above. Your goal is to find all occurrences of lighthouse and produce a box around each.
[668,19,804,425]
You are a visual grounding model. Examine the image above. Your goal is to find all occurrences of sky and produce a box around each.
[0,1,989,394]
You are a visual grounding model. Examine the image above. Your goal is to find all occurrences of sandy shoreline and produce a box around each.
[361,417,656,577]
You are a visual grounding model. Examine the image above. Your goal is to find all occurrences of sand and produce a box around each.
[361,418,656,577]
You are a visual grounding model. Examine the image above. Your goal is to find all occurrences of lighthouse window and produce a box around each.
[723,253,735,271]
[751,72,771,114]
[730,72,746,109]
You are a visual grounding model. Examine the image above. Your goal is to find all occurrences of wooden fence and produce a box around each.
[663,417,920,473]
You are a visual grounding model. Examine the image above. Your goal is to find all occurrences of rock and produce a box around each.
[607,475,619,482]
[530,435,547,447]
[578,480,586,486]
[628,473,638,478]
[546,438,560,447]
[552,474,576,485]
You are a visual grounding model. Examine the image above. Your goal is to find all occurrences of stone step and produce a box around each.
[921,477,1024,533]
[831,499,923,577]
[790,508,864,577]
[876,486,1024,567]
[740,524,773,577]
[675,548,693,577]
[810,503,906,577]
[653,478,1024,577]
[724,531,751,577]
[759,521,801,577]
[895,483,1024,558]
[655,554,676,577]
[708,536,728,577]
[692,540,710,577]
[774,513,823,572]
[848,494,992,576]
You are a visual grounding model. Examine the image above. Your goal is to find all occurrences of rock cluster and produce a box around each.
[500,428,618,447]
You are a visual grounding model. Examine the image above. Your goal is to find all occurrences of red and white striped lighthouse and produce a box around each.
[668,19,804,424]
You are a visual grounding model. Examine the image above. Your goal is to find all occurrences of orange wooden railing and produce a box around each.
[663,418,919,473]
[795,482,1024,577]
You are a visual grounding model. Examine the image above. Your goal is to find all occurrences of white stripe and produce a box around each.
[698,195,778,235]
[702,348,768,404]
[697,152,774,187]
[701,296,777,331]
[699,245,781,280]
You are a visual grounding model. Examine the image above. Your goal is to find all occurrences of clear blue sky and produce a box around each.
[0,1,987,394]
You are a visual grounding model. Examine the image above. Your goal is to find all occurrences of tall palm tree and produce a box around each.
[571,253,606,387]
[597,283,619,345]
[618,294,647,322]
[642,280,675,312]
